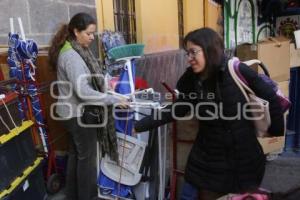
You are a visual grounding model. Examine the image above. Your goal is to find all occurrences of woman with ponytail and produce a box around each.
[49,13,128,200]
[48,24,69,70]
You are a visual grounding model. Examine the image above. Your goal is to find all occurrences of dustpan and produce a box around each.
[100,132,147,186]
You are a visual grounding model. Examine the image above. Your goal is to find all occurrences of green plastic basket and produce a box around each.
[108,43,145,60]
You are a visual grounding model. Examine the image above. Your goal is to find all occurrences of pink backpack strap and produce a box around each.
[232,59,249,85]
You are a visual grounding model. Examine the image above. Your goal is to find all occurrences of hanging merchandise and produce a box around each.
[224,0,256,48]
[224,0,276,49]
[6,18,64,194]
[100,30,126,75]
[7,19,48,154]
[260,0,284,22]
[101,30,126,55]
[276,15,300,39]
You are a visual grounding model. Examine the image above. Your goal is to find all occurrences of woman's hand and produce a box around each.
[132,128,136,134]
[132,128,140,136]
[116,99,130,109]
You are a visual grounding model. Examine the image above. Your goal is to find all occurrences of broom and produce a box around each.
[108,43,145,60]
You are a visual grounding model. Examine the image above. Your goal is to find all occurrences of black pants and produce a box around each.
[181,181,225,200]
[63,117,98,200]
[198,189,226,200]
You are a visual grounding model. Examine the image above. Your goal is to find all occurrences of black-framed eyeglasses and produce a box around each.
[185,49,202,58]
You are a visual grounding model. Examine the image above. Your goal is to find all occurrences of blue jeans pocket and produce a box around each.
[180,182,198,200]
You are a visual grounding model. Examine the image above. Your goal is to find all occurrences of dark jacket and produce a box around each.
[135,59,284,193]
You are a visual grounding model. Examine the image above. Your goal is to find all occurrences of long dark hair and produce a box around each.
[183,27,224,79]
[48,12,96,70]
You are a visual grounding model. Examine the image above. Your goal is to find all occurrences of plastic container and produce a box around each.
[100,132,147,186]
[0,129,36,192]
[2,162,47,200]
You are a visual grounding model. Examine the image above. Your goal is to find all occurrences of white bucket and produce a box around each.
[294,30,300,49]
[100,133,147,186]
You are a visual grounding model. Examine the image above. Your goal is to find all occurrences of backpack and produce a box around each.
[232,58,291,113]
[228,57,290,138]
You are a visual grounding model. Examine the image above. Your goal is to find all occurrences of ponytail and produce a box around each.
[48,13,96,70]
[48,24,69,70]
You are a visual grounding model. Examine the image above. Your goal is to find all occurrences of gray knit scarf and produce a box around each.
[70,40,119,162]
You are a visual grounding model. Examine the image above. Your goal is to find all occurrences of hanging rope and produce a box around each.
[117,108,131,199]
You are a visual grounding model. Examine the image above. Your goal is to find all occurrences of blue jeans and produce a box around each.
[180,182,198,200]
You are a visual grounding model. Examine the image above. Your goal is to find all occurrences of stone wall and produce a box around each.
[0,0,96,46]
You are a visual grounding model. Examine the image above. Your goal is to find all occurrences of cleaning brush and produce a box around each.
[108,43,145,60]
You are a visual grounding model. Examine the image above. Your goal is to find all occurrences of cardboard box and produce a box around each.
[236,44,259,72]
[0,52,10,80]
[277,80,289,98]
[236,37,290,82]
[258,112,288,154]
[290,43,300,67]
[258,136,285,154]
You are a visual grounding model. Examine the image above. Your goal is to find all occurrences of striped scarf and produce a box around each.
[70,40,119,162]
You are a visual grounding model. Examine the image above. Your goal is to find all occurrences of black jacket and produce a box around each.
[135,59,284,193]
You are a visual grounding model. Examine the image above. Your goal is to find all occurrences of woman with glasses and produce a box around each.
[134,28,284,200]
